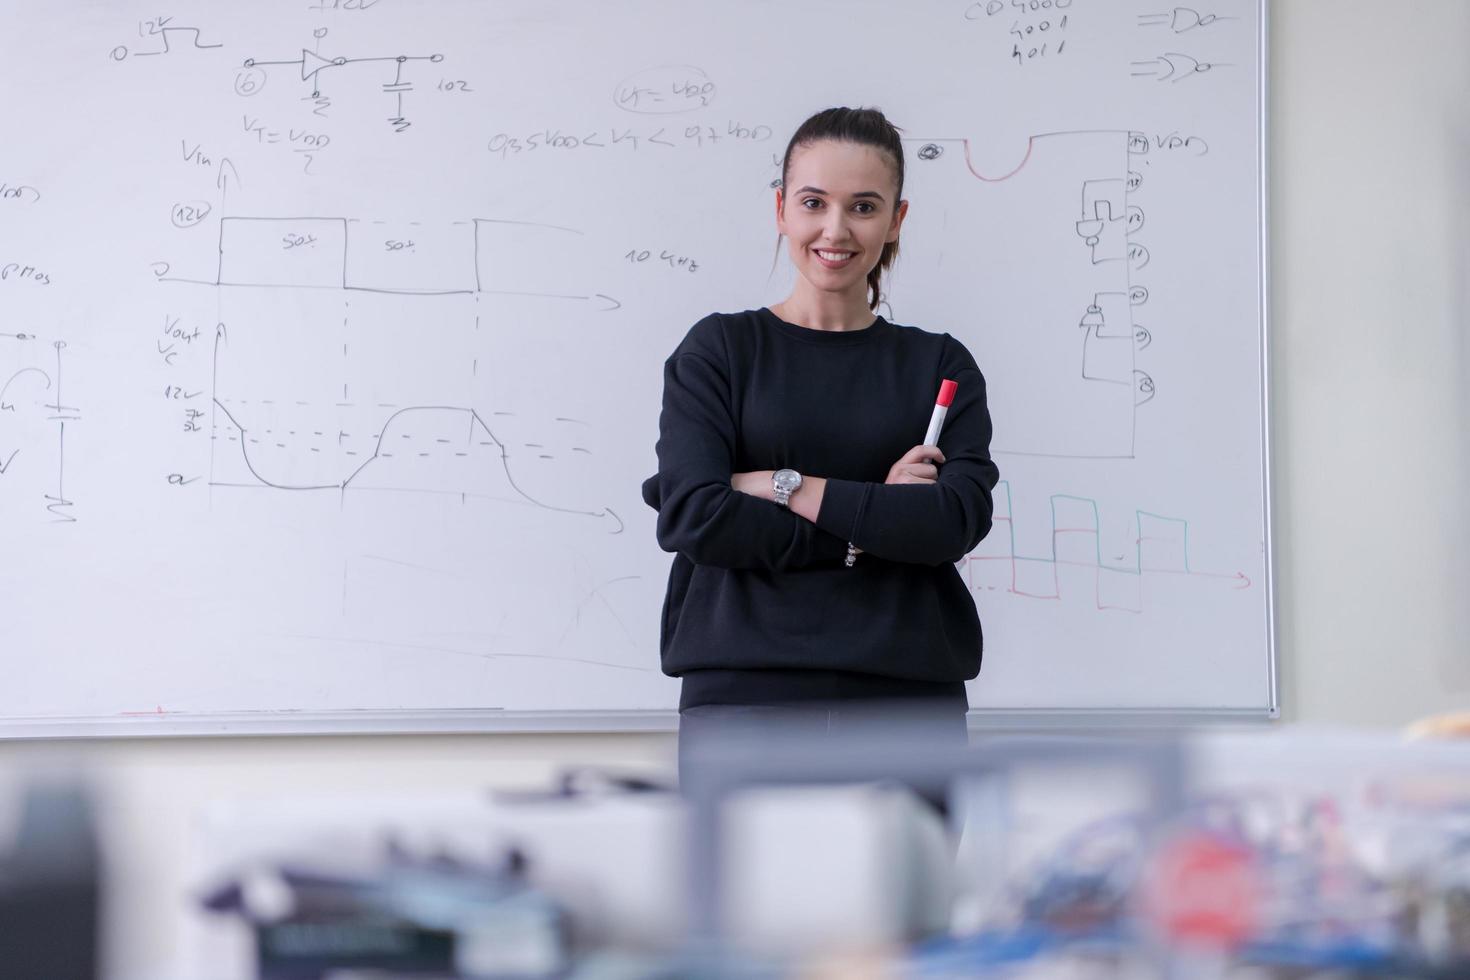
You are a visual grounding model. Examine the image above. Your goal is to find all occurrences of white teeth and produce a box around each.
[816,250,853,261]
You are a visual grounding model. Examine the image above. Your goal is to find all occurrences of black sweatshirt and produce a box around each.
[642,307,1000,710]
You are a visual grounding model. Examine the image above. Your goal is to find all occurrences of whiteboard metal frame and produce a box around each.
[0,706,1276,740]
[1259,0,1280,718]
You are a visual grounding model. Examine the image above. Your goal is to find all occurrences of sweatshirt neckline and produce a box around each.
[757,306,891,345]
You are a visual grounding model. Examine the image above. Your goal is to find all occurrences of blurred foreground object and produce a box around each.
[682,719,1187,973]
[1404,712,1470,739]
[0,781,101,980]
[202,843,568,980]
[913,731,1470,977]
[720,782,953,955]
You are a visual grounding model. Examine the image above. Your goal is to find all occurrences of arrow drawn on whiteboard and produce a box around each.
[593,293,621,312]
[216,157,241,193]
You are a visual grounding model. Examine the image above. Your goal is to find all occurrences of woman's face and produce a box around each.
[776,139,907,300]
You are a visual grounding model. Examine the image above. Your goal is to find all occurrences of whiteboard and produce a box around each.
[0,0,1271,734]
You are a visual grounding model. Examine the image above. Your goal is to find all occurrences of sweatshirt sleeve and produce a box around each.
[650,333,850,571]
[813,342,1000,566]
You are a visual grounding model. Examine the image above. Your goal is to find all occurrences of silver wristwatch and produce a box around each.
[771,468,803,508]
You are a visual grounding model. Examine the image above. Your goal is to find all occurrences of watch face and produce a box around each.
[773,469,802,492]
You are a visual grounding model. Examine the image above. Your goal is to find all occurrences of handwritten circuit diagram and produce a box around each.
[0,332,77,523]
[897,130,1155,460]
[239,27,443,132]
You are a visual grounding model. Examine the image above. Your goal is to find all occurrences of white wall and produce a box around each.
[1,2,1467,975]
[1271,0,1470,724]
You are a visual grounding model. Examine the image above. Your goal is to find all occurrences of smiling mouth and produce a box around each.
[813,248,856,266]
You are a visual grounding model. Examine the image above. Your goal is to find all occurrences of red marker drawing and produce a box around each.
[924,379,958,447]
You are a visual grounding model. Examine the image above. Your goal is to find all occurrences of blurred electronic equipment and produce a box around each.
[202,843,569,980]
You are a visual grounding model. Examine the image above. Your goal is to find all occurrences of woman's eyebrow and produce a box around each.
[794,185,887,202]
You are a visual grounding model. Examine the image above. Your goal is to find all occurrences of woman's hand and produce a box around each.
[886,445,945,485]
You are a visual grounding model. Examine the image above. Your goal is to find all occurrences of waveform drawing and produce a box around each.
[967,481,1247,613]
[350,220,476,294]
[220,217,348,289]
[180,217,616,308]
[475,220,593,299]
[176,220,624,533]
[110,19,222,63]
[895,131,1152,459]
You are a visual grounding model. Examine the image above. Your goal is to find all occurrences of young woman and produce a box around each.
[642,106,999,772]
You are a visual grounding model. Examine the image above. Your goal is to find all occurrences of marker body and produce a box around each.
[923,379,959,447]
[923,406,948,448]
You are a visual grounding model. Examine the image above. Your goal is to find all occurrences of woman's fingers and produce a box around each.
[889,464,938,485]
[886,445,946,483]
[899,444,945,466]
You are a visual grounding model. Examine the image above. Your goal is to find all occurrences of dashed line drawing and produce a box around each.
[896,131,1155,459]
[1130,51,1232,82]
[239,27,443,132]
[210,396,623,533]
[965,481,1251,613]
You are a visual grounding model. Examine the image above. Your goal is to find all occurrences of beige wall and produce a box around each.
[2,2,1468,975]
[1271,0,1470,724]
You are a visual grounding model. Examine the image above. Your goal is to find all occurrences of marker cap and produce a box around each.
[936,379,958,408]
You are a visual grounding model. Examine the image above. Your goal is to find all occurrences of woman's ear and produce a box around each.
[887,198,910,243]
[774,187,787,236]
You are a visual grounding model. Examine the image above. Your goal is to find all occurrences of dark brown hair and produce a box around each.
[778,106,905,311]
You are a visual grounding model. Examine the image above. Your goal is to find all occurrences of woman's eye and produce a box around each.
[801,198,822,209]
[853,202,875,214]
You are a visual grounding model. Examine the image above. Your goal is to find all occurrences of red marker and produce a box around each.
[923,379,958,448]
